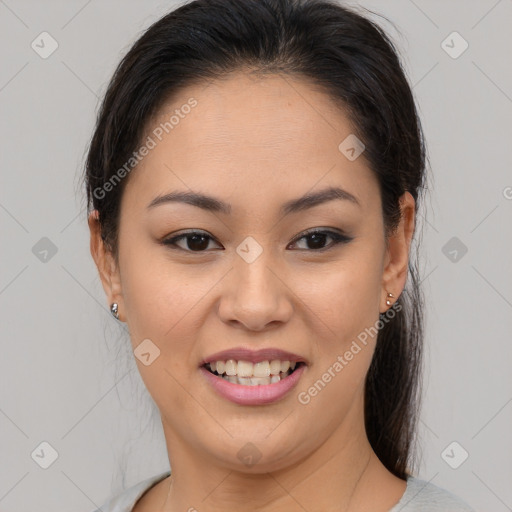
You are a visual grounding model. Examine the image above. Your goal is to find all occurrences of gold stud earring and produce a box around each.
[385,292,394,306]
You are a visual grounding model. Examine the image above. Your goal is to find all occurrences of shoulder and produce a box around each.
[89,470,171,512]
[389,476,476,512]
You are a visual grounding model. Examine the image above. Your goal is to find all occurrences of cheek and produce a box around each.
[119,240,208,344]
[293,257,382,423]
[293,250,383,350]
[118,249,206,411]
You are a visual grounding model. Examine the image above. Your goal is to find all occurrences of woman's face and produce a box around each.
[91,71,413,474]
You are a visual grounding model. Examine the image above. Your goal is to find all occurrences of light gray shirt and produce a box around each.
[92,470,476,511]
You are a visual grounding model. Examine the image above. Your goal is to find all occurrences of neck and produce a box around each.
[158,411,403,512]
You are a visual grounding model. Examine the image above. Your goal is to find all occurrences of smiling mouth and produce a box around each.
[203,360,305,386]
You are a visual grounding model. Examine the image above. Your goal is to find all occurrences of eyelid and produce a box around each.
[161,228,353,250]
[161,227,352,252]
[162,229,222,250]
[290,227,348,242]
[160,227,354,254]
[288,228,352,250]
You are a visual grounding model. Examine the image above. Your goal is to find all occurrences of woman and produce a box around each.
[85,0,475,510]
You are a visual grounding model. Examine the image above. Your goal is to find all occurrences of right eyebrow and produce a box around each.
[147,190,231,214]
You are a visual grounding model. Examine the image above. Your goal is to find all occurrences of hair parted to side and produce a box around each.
[83,0,427,479]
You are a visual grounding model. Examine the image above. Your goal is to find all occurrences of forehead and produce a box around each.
[122,71,378,215]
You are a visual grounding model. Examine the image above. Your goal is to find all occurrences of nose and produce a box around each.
[217,249,294,332]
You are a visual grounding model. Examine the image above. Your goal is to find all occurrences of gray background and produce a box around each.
[1,0,511,510]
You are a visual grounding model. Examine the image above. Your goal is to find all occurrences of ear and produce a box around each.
[88,210,125,321]
[380,191,416,313]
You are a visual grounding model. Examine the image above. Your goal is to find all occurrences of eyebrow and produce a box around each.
[146,186,360,215]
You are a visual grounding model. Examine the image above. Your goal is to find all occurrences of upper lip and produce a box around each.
[200,347,307,366]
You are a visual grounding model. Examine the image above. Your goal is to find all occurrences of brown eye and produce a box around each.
[162,231,222,252]
[162,228,352,253]
[288,229,352,251]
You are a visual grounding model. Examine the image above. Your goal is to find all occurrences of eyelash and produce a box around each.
[161,228,353,253]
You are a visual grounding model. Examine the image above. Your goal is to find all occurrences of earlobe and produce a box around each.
[380,192,415,312]
[88,210,124,319]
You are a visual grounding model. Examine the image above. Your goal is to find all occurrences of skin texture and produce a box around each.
[89,72,415,511]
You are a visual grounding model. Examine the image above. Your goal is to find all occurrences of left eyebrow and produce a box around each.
[280,186,360,215]
[146,186,360,215]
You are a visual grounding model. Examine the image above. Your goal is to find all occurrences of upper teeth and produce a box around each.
[208,359,297,377]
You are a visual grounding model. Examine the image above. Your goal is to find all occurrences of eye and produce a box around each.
[287,229,353,251]
[161,230,222,252]
[161,228,352,253]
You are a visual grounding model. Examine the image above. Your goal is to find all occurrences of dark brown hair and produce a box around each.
[83,0,426,479]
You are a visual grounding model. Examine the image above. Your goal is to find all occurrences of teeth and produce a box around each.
[207,358,302,383]
[216,361,225,374]
[253,361,270,377]
[237,360,254,377]
[219,373,284,385]
[270,360,281,375]
[251,376,270,385]
[225,359,237,376]
[208,359,297,377]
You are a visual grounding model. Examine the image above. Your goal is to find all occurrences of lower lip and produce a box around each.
[200,364,306,405]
